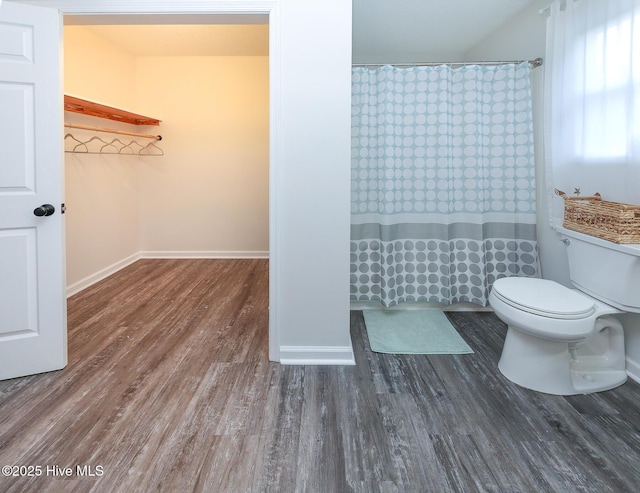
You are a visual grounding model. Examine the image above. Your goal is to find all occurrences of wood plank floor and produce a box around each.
[1,259,640,492]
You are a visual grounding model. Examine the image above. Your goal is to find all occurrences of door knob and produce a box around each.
[33,204,55,217]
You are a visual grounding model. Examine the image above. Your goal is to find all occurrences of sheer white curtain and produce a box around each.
[545,0,640,221]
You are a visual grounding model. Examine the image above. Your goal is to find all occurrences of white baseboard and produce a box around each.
[626,356,640,383]
[141,250,269,259]
[67,252,141,297]
[67,251,269,297]
[279,346,356,365]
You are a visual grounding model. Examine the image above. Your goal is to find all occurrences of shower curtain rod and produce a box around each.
[352,57,543,68]
[64,122,162,141]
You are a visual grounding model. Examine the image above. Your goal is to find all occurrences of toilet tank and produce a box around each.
[557,225,640,313]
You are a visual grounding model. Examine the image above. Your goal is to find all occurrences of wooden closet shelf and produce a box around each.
[64,95,160,126]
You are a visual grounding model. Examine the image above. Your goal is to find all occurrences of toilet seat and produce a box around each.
[491,277,596,320]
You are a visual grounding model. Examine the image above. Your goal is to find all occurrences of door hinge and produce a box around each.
[61,203,66,214]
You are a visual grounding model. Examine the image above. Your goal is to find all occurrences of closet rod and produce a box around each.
[352,57,543,68]
[64,122,162,141]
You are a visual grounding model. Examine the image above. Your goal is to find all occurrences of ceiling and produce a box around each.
[69,0,538,60]
[71,24,270,57]
[353,0,539,63]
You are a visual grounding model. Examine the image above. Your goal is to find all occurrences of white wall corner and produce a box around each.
[279,345,356,365]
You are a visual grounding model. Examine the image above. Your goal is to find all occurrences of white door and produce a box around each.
[0,1,66,380]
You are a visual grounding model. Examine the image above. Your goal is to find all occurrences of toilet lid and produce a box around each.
[491,277,596,319]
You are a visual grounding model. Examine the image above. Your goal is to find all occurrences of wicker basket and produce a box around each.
[555,189,640,244]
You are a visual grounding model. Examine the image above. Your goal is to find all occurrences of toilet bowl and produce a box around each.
[489,277,626,395]
[488,224,640,395]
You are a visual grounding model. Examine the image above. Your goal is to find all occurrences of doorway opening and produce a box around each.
[63,12,275,359]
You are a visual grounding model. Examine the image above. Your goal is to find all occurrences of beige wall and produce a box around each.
[64,26,269,292]
[64,26,141,290]
[65,26,138,110]
[135,56,269,254]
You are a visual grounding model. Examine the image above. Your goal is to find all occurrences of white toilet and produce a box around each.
[489,224,640,395]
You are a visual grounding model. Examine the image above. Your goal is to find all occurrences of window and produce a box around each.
[574,10,640,160]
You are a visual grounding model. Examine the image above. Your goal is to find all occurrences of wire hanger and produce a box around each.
[64,123,164,156]
[65,132,88,153]
[140,141,164,156]
[100,138,122,154]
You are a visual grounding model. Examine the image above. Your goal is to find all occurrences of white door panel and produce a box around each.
[0,229,36,336]
[1,83,34,191]
[0,1,66,380]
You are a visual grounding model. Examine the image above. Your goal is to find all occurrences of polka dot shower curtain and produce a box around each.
[350,62,539,307]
